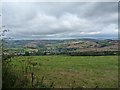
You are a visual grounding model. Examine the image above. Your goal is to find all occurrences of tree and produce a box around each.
[25,51,30,56]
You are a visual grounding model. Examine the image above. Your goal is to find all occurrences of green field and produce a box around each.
[4,55,118,88]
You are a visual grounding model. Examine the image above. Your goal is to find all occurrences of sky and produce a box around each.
[2,2,118,40]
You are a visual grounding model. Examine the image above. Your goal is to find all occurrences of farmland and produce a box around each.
[2,39,119,88]
[3,55,118,88]
[4,39,119,56]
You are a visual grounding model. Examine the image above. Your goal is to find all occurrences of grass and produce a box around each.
[7,55,118,88]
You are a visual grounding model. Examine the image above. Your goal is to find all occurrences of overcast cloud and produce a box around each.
[2,2,118,40]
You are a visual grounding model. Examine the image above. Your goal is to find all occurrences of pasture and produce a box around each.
[3,55,118,88]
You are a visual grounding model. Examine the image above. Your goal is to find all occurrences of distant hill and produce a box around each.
[4,39,118,54]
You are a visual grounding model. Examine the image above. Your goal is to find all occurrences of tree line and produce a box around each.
[23,50,120,56]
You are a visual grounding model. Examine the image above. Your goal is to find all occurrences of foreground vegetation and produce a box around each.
[2,55,118,88]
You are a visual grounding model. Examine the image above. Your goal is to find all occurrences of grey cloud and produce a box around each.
[2,2,118,40]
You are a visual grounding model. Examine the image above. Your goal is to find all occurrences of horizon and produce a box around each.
[6,37,118,41]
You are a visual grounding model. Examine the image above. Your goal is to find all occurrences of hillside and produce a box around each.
[3,39,118,56]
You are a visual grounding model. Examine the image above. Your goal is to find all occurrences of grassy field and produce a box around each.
[6,55,118,88]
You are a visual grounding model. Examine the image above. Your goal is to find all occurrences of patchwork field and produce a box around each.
[3,55,118,88]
